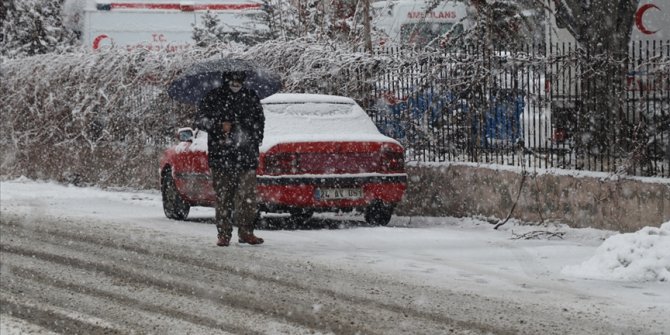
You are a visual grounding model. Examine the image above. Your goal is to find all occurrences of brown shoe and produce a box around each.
[216,234,231,247]
[238,234,264,245]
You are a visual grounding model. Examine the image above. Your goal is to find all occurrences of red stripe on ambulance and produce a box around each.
[107,3,261,11]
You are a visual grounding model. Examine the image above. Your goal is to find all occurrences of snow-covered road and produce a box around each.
[1,179,668,334]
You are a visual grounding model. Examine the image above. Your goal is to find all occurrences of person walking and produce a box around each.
[195,71,265,247]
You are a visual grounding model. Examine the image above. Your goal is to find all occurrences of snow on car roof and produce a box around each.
[262,93,356,105]
[260,94,398,152]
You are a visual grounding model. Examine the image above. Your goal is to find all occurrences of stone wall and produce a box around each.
[396,164,670,232]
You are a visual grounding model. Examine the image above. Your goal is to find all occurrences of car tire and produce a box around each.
[364,202,394,226]
[289,209,314,225]
[161,168,190,220]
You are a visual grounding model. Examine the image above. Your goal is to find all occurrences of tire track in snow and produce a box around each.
[4,211,648,335]
[1,262,257,335]
[1,215,500,335]
[0,295,127,335]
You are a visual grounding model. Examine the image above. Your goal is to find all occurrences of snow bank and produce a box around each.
[562,222,670,282]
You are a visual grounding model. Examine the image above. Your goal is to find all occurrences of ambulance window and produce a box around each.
[400,22,458,45]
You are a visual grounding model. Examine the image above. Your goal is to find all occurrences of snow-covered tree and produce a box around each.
[61,0,85,39]
[192,9,269,48]
[259,1,331,40]
[547,0,644,166]
[258,0,376,49]
[192,11,230,48]
[1,0,77,59]
[554,0,639,53]
[468,0,537,50]
[0,1,13,45]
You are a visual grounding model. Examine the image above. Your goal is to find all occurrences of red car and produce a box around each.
[159,93,407,225]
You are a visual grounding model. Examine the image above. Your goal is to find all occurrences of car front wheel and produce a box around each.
[161,168,190,220]
[364,202,394,226]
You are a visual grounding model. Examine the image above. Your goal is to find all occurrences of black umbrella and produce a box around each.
[168,58,282,105]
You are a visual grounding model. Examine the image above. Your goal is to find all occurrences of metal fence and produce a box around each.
[357,42,670,177]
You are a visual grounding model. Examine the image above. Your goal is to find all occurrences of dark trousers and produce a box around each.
[210,167,258,238]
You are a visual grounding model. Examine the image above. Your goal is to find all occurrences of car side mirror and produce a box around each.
[177,127,194,142]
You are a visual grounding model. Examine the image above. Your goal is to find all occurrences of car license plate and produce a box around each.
[316,188,363,200]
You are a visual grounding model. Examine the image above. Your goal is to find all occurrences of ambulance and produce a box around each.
[545,0,670,94]
[545,0,670,143]
[546,0,670,50]
[371,0,471,47]
[63,0,267,51]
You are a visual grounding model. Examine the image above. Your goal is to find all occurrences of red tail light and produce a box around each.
[380,144,405,173]
[265,153,300,175]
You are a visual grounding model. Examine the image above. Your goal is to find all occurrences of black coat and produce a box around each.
[195,85,265,171]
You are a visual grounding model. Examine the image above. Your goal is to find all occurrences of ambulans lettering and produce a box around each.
[407,11,457,19]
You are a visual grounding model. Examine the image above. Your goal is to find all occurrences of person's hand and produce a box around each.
[222,122,232,134]
[222,122,233,145]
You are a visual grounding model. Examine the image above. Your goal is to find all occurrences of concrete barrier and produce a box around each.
[396,164,670,232]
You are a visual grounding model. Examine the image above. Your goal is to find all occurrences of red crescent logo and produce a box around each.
[635,3,660,35]
[92,34,112,50]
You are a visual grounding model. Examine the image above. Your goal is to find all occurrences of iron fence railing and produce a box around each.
[358,42,670,177]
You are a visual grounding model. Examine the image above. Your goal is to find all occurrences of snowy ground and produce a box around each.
[1,178,668,334]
